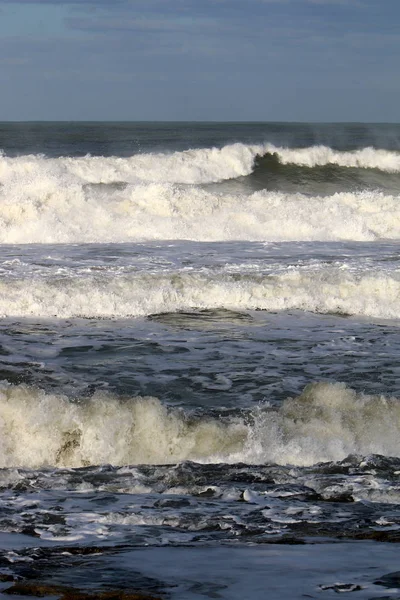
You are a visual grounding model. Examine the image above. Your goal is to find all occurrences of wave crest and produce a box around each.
[1,382,400,468]
[1,143,399,190]
[0,267,398,319]
[263,145,400,172]
[1,143,400,243]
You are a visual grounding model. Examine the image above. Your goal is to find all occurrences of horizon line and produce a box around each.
[1,120,400,125]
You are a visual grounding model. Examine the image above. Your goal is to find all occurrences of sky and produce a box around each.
[0,0,399,121]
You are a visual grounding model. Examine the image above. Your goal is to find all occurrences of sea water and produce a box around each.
[1,122,400,598]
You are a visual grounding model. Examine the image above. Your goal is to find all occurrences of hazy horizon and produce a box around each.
[2,120,400,124]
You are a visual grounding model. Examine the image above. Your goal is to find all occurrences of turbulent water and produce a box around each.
[1,122,400,599]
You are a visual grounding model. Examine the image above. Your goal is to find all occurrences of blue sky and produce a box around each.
[0,0,399,121]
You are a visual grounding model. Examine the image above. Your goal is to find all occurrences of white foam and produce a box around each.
[244,382,400,466]
[0,176,400,243]
[1,144,399,191]
[1,381,400,468]
[0,383,246,468]
[1,142,400,243]
[0,266,398,319]
[270,144,400,172]
[0,143,259,186]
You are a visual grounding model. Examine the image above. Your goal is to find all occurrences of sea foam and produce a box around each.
[0,182,399,243]
[2,144,400,188]
[0,267,398,319]
[1,144,400,243]
[1,381,399,468]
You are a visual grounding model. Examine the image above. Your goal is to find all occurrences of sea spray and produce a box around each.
[1,381,400,469]
[0,183,399,243]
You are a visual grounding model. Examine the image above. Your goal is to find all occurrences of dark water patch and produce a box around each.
[3,582,162,600]
[1,308,400,408]
[304,454,400,478]
[0,546,167,599]
[148,309,255,329]
[2,122,400,157]
[375,572,400,589]
[237,151,400,195]
[84,181,128,192]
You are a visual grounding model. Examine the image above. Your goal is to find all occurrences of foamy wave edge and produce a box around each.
[0,185,399,243]
[1,144,400,187]
[0,268,399,319]
[1,381,400,468]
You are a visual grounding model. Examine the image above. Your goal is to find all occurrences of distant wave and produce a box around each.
[1,143,400,188]
[249,152,400,192]
[259,145,400,172]
[0,266,399,319]
[1,381,400,468]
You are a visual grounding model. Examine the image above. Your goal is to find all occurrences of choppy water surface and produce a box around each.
[1,123,400,599]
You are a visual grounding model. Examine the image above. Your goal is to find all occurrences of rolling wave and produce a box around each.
[0,181,399,243]
[1,143,399,243]
[1,143,400,189]
[0,267,398,319]
[1,381,399,468]
[0,144,258,186]
[250,152,400,193]
[261,145,400,172]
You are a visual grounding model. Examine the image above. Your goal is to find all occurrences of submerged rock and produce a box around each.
[3,582,162,600]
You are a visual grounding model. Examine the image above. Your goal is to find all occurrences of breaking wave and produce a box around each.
[260,145,400,172]
[0,144,259,186]
[2,144,400,188]
[1,143,400,243]
[0,267,399,319]
[1,381,400,468]
[0,183,399,243]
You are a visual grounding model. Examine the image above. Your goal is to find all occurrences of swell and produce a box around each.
[0,267,399,319]
[1,381,400,468]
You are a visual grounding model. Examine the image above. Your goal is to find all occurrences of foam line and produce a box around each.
[0,266,398,318]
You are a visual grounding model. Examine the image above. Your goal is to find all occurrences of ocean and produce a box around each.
[1,122,400,599]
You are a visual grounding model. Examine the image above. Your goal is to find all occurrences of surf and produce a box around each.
[0,263,398,319]
[1,144,400,188]
[1,381,400,469]
[0,181,400,243]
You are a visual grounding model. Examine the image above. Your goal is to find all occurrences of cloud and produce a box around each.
[0,56,30,65]
[0,0,121,4]
[65,14,233,35]
[0,0,365,4]
[0,0,398,121]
